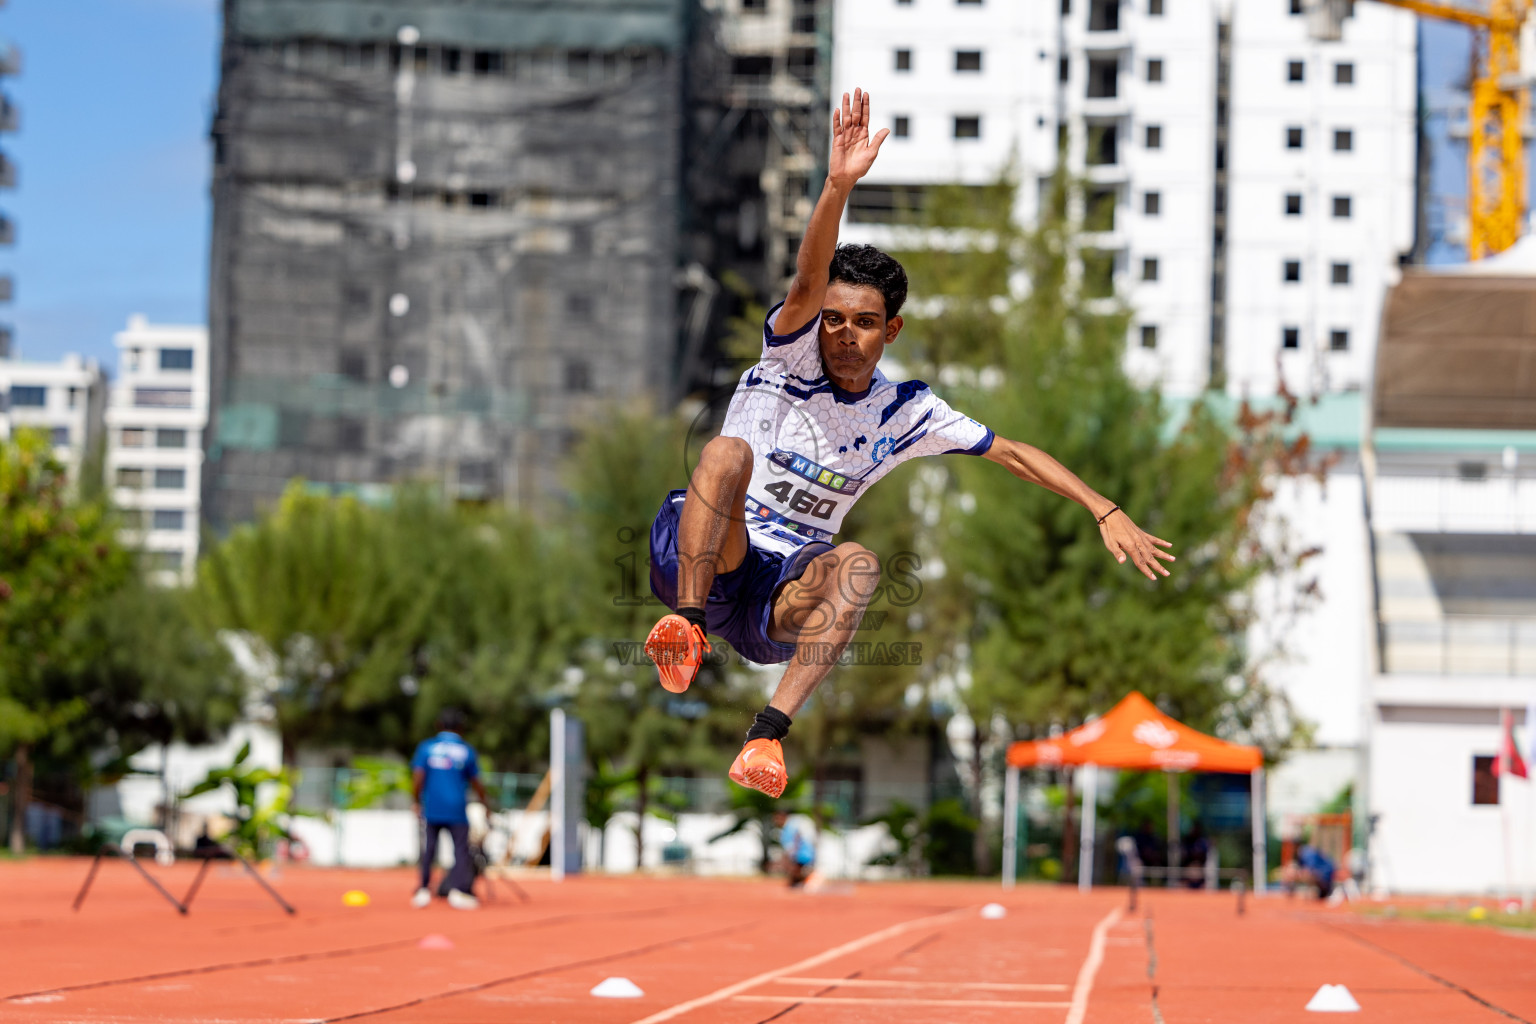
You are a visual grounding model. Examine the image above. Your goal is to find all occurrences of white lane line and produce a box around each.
[623,905,972,1024]
[1064,906,1123,1024]
[772,977,1069,992]
[735,995,1071,1009]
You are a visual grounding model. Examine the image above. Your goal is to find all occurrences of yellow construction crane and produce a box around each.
[1313,0,1533,259]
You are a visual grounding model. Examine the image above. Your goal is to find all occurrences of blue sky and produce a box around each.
[5,0,217,366]
[0,4,1493,367]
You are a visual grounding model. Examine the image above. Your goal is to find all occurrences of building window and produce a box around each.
[1285,193,1303,216]
[743,0,767,8]
[50,426,70,446]
[955,50,982,72]
[565,358,593,393]
[1290,0,1302,12]
[1086,187,1117,231]
[120,427,147,448]
[1143,191,1161,215]
[893,115,910,137]
[1062,0,1071,12]
[1140,325,1158,349]
[117,508,145,530]
[1473,756,1500,805]
[67,387,79,409]
[153,509,186,531]
[1059,56,1070,82]
[1087,123,1118,165]
[1282,326,1300,349]
[895,48,913,71]
[894,0,911,4]
[1333,195,1352,218]
[1149,0,1164,14]
[1144,124,1162,149]
[1087,57,1119,98]
[566,294,594,322]
[147,550,183,572]
[116,467,145,488]
[1335,61,1354,85]
[159,348,194,371]
[1333,128,1353,151]
[1088,0,1119,30]
[154,468,186,490]
[472,50,504,75]
[156,428,188,448]
[1145,58,1163,83]
[1286,126,1304,149]
[134,388,193,409]
[1329,329,1350,351]
[1331,262,1351,285]
[954,115,981,139]
[1287,60,1304,83]
[9,385,44,407]
[1141,257,1159,282]
[1283,259,1301,283]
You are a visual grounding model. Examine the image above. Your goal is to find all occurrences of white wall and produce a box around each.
[1369,710,1536,895]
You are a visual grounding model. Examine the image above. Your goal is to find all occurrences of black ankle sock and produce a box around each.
[677,606,707,633]
[745,705,792,742]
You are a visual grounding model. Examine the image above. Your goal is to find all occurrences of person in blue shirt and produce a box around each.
[775,810,816,888]
[411,709,490,909]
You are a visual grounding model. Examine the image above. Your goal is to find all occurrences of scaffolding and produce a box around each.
[206,0,693,522]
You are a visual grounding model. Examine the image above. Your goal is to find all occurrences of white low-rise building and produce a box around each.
[1362,260,1536,895]
[0,353,106,477]
[104,315,209,581]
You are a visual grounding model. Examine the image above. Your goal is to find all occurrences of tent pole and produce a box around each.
[1252,767,1267,898]
[1078,764,1097,893]
[1167,771,1181,877]
[1002,766,1019,890]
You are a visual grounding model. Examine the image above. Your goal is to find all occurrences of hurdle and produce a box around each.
[73,832,296,916]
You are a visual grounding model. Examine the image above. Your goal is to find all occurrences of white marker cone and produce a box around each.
[981,902,1007,919]
[591,977,645,998]
[1306,984,1361,1012]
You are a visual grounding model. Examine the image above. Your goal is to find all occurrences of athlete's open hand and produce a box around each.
[1100,511,1176,581]
[829,88,888,187]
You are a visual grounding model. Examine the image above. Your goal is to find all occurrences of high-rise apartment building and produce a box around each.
[1225,2,1416,398]
[204,0,697,525]
[831,0,1416,399]
[105,316,209,581]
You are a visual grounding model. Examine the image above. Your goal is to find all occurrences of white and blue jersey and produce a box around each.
[719,302,995,555]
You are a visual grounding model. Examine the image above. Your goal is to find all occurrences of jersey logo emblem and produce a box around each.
[870,437,897,463]
[769,449,862,494]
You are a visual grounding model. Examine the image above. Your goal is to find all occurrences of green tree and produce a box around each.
[0,430,131,852]
[193,483,570,766]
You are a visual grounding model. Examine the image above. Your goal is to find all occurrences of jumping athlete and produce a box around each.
[645,89,1175,798]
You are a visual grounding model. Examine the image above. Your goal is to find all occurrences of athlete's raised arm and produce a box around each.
[777,88,890,334]
[982,436,1176,581]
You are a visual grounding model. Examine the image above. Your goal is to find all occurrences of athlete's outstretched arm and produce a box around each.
[777,88,890,333]
[982,436,1176,581]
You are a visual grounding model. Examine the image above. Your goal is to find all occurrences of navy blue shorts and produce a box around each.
[649,489,833,665]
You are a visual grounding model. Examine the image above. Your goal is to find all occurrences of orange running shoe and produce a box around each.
[729,738,787,799]
[645,613,711,693]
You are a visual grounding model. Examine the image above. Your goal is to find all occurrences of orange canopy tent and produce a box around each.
[1000,692,1266,892]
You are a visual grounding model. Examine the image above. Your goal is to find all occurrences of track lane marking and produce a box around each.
[625,905,973,1024]
[734,995,1072,1008]
[1064,906,1122,1024]
[771,977,1068,991]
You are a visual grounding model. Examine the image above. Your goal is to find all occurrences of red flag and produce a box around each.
[1495,709,1529,779]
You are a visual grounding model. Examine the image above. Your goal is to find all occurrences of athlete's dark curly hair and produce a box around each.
[828,243,908,319]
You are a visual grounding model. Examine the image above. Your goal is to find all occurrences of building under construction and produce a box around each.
[204,0,828,524]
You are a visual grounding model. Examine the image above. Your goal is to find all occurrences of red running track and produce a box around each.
[1,859,1532,1023]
